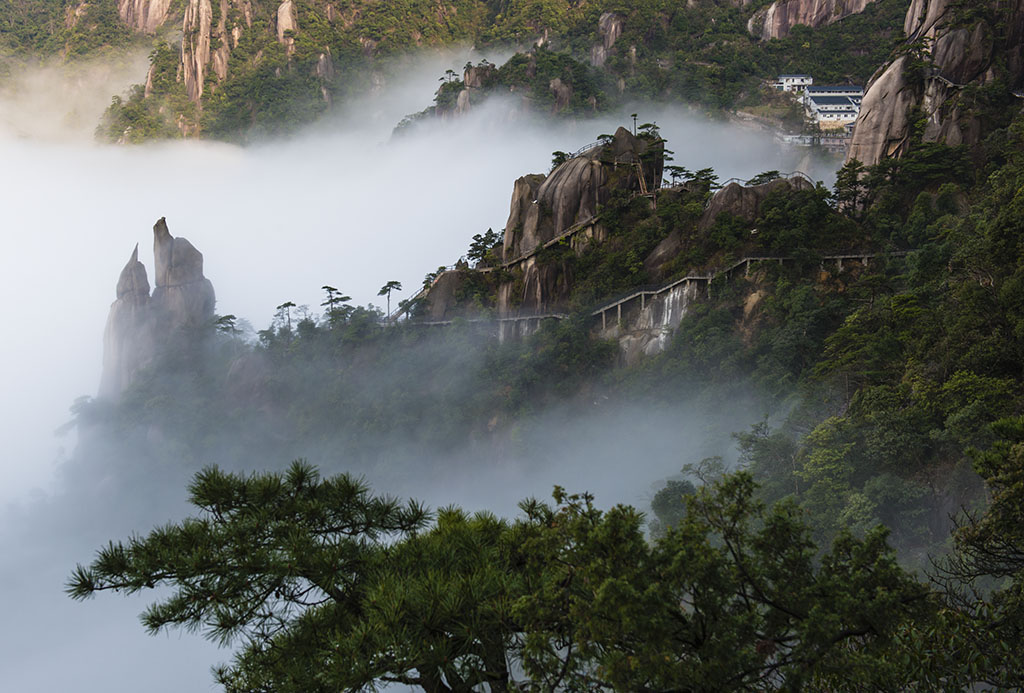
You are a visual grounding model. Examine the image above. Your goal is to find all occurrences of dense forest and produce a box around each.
[0,0,909,141]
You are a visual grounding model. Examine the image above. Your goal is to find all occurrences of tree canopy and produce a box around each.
[70,463,954,692]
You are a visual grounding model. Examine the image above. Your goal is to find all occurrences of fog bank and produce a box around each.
[0,50,837,693]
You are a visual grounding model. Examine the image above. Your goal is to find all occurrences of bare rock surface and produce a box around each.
[749,0,875,40]
[698,177,813,233]
[848,0,1024,166]
[100,246,153,397]
[118,0,173,32]
[277,0,298,54]
[99,219,216,398]
[182,0,214,101]
[502,127,663,262]
[590,12,624,67]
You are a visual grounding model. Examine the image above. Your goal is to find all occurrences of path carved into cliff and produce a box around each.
[399,250,911,329]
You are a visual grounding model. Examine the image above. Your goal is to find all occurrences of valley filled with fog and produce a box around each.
[0,51,841,692]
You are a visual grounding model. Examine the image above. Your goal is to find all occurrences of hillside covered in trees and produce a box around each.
[2,0,910,141]
[55,0,1024,688]
[69,70,1024,693]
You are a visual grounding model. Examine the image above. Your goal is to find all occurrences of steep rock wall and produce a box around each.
[100,245,153,397]
[590,12,624,67]
[848,0,1024,166]
[152,217,216,330]
[748,0,876,40]
[595,280,702,366]
[496,127,663,316]
[502,127,662,262]
[182,0,215,101]
[99,219,216,398]
[118,0,173,33]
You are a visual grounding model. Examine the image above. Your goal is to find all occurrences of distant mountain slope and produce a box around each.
[78,0,909,142]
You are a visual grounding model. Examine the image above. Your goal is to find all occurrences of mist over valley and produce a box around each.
[0,54,835,692]
[4,0,1024,685]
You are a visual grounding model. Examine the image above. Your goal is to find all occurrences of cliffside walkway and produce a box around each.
[393,250,911,329]
[589,251,909,330]
[386,171,821,324]
[385,215,600,322]
[716,171,815,188]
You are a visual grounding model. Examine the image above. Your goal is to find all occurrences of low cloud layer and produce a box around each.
[0,49,839,692]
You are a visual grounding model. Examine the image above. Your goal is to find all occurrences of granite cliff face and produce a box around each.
[502,127,663,262]
[100,245,153,397]
[848,0,1024,166]
[419,127,663,321]
[497,127,663,315]
[118,0,173,33]
[748,0,876,40]
[99,219,216,398]
[590,12,625,67]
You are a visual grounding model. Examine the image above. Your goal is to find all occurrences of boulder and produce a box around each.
[698,177,813,233]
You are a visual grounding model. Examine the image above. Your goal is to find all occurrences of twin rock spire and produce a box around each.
[99,218,215,397]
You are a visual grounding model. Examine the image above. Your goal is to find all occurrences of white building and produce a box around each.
[775,74,813,92]
[804,85,864,129]
[805,85,864,104]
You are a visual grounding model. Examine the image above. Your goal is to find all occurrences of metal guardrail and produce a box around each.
[589,250,912,319]
[391,250,913,327]
[718,171,815,189]
[570,139,608,158]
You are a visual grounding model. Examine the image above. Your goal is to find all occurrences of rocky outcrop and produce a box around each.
[118,0,173,33]
[845,56,917,164]
[182,0,214,101]
[99,219,216,398]
[904,0,949,38]
[422,129,663,321]
[549,77,572,112]
[277,0,298,55]
[449,62,497,116]
[698,177,813,233]
[495,127,663,315]
[152,217,216,331]
[100,246,153,398]
[180,0,257,103]
[643,176,814,280]
[422,272,467,321]
[748,0,876,40]
[848,0,1024,166]
[590,12,624,67]
[596,280,702,366]
[464,63,496,89]
[502,127,663,262]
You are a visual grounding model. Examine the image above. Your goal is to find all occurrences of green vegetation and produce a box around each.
[72,462,953,691]
[81,0,911,141]
[64,0,1024,672]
